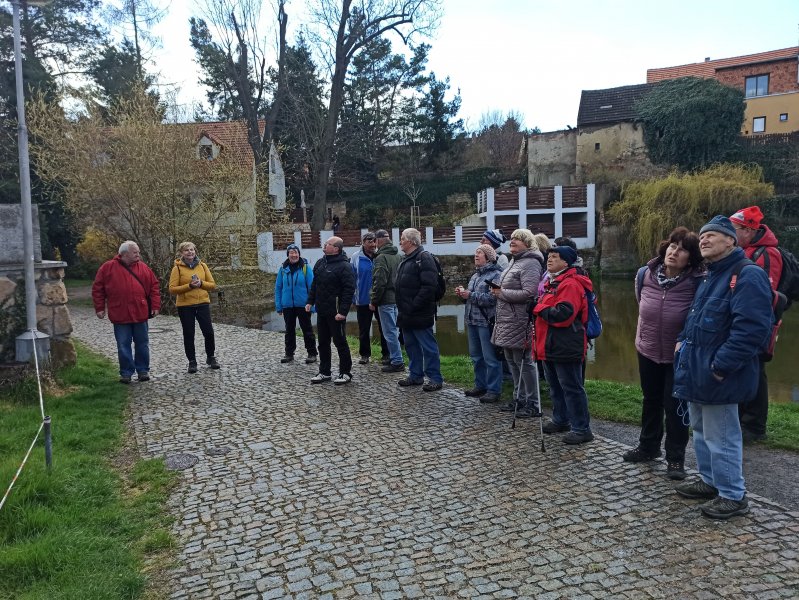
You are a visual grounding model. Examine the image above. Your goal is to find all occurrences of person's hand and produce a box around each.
[369,303,376,311]
[675,342,682,354]
[491,287,501,297]
[190,279,201,288]
[305,304,312,313]
[335,313,346,321]
[150,310,159,318]
[96,311,105,319]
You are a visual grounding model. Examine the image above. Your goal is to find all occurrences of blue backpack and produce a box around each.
[584,289,602,340]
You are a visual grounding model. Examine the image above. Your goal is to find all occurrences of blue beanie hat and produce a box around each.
[551,245,578,266]
[286,243,301,256]
[699,215,737,245]
[483,229,506,249]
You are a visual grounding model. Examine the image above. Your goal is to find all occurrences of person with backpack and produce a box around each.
[533,245,594,445]
[395,228,444,392]
[729,206,783,443]
[491,229,544,418]
[624,227,704,479]
[275,243,317,365]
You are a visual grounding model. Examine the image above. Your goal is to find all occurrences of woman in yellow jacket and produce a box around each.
[169,241,221,373]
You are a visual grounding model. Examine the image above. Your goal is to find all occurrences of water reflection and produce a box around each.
[221,278,798,404]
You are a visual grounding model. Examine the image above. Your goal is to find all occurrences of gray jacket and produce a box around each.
[491,249,544,349]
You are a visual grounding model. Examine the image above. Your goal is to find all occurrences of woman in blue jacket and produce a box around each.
[275,244,317,364]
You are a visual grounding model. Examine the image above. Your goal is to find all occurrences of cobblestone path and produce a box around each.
[71,310,799,599]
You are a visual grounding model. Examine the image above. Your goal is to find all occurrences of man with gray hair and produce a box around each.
[394,228,443,391]
[92,240,161,383]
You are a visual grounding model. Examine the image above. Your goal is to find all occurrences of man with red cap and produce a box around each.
[728,205,783,442]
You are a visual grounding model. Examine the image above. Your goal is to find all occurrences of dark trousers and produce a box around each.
[282,307,317,357]
[178,304,215,363]
[637,352,689,462]
[317,314,352,377]
[738,357,769,436]
[356,305,388,358]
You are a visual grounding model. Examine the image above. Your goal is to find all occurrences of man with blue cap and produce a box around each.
[672,215,773,519]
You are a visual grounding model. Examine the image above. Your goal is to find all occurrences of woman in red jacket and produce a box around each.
[533,246,594,445]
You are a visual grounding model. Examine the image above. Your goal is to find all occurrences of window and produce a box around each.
[199,143,213,160]
[745,74,769,97]
[753,116,766,133]
[780,113,788,122]
[594,142,601,152]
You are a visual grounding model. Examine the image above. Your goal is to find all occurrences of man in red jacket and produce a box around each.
[92,241,161,383]
[729,206,783,442]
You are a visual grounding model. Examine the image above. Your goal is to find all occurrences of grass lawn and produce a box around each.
[0,342,176,600]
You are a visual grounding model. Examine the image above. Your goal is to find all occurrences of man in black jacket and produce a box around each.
[305,237,355,385]
[395,228,443,391]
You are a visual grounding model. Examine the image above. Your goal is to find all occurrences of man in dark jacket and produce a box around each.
[369,229,404,372]
[395,228,443,391]
[729,205,783,442]
[351,231,388,364]
[305,237,355,385]
[673,215,773,520]
[92,240,161,383]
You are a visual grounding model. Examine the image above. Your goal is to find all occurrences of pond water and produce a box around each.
[220,277,799,404]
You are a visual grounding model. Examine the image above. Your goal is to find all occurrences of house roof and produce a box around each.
[577,83,656,127]
[181,120,266,169]
[647,47,799,82]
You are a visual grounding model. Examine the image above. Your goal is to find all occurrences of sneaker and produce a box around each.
[422,381,443,392]
[666,461,687,481]
[464,387,487,398]
[478,392,501,404]
[516,405,542,418]
[305,355,318,364]
[381,363,405,373]
[280,355,294,364]
[622,446,662,463]
[398,377,424,387]
[187,362,198,374]
[699,495,750,520]
[563,430,594,445]
[499,401,519,413]
[358,356,370,365]
[542,420,570,434]
[137,372,150,382]
[310,373,332,384]
[333,373,352,385]
[207,357,221,369]
[675,479,719,500]
[119,375,132,384]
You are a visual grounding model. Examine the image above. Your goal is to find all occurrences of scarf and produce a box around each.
[182,256,200,269]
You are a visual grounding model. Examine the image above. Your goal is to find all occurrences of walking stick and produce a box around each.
[531,320,545,453]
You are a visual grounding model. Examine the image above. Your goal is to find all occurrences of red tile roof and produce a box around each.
[181,120,266,169]
[647,47,799,83]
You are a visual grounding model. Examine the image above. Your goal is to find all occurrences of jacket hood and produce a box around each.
[376,241,398,256]
[749,225,779,249]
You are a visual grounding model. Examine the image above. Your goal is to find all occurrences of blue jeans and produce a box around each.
[378,305,403,365]
[402,327,442,384]
[688,402,745,501]
[113,321,150,376]
[543,360,591,434]
[504,347,539,408]
[467,324,502,394]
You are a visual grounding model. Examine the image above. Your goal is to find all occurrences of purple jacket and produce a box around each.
[635,257,702,364]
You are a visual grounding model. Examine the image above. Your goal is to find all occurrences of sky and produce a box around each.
[149,0,799,132]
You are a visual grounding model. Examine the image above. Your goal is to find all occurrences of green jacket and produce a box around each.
[370,241,401,306]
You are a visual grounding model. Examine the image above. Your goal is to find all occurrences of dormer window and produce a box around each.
[199,143,213,160]
[197,135,217,160]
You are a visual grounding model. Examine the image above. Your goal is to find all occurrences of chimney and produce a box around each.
[705,57,711,62]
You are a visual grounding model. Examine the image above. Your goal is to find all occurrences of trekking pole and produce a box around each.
[531,322,545,453]
[511,393,518,429]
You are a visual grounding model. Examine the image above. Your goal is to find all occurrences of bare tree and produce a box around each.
[307,0,440,229]
[104,0,167,79]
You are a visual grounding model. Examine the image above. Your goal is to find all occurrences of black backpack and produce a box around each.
[751,246,799,307]
[416,251,446,301]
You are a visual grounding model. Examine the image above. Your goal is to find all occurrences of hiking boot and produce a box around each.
[542,420,570,434]
[137,372,150,382]
[119,375,132,384]
[622,446,662,463]
[310,373,332,384]
[381,363,404,373]
[380,357,391,366]
[699,495,750,520]
[398,377,424,387]
[666,461,687,481]
[516,404,542,418]
[207,357,220,369]
[280,355,294,364]
[333,373,352,385]
[187,362,198,374]
[499,401,519,413]
[478,392,501,404]
[305,355,318,364]
[465,387,487,397]
[358,356,370,365]
[563,430,594,445]
[422,381,443,392]
[675,479,719,500]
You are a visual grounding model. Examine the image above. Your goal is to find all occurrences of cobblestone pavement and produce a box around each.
[71,310,799,599]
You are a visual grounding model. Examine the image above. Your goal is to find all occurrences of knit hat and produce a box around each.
[699,215,737,244]
[550,245,578,266]
[286,243,301,256]
[476,244,497,263]
[482,229,506,249]
[729,206,764,230]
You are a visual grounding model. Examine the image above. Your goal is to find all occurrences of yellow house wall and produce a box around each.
[743,91,799,135]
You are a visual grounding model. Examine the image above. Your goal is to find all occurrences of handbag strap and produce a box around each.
[119,261,151,310]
